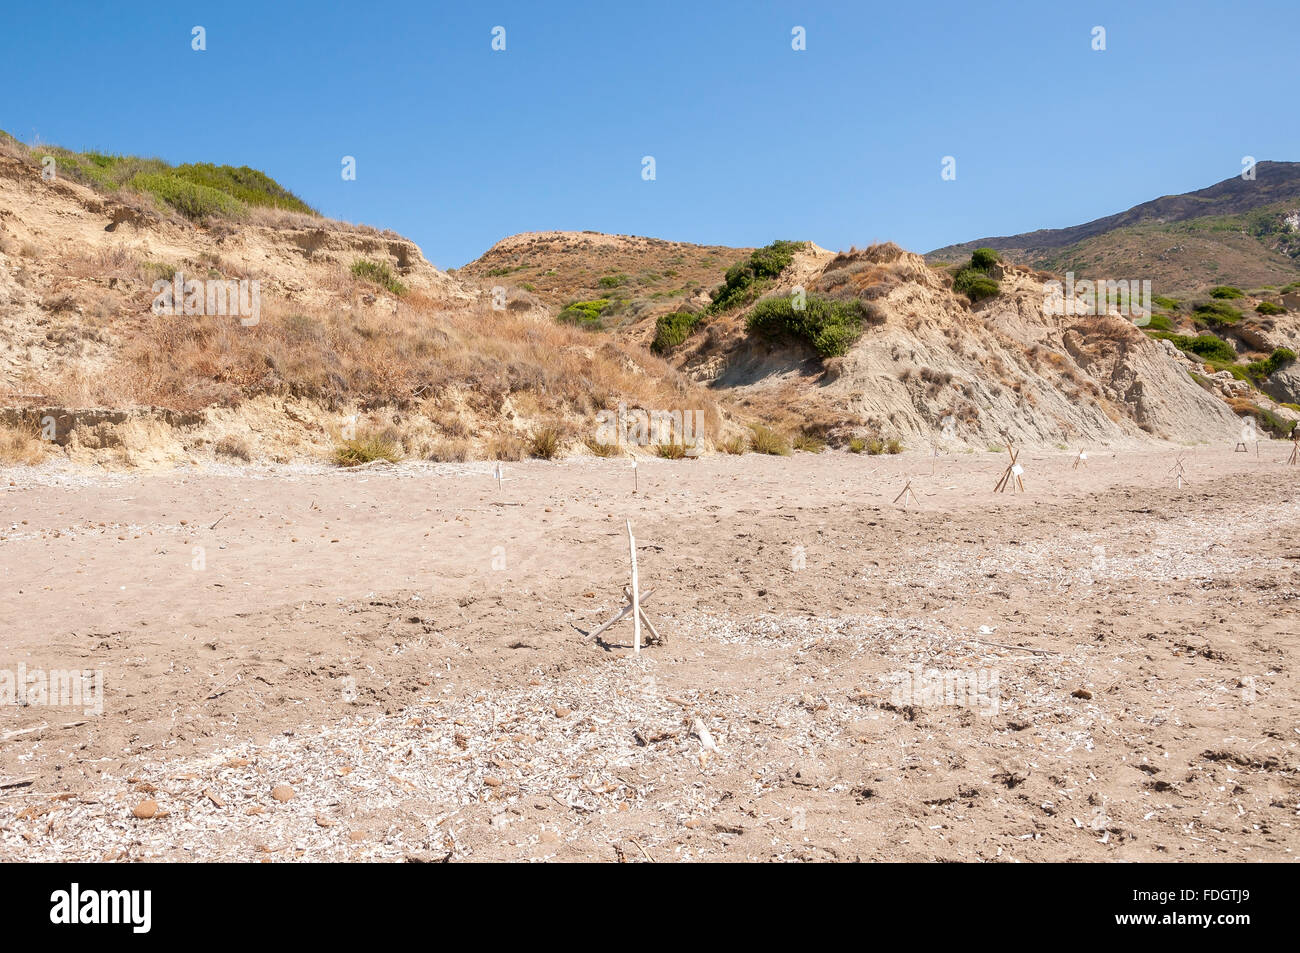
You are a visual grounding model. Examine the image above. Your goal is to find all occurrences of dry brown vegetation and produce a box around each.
[0,423,47,465]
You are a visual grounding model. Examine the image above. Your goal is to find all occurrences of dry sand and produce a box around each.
[1,446,1297,862]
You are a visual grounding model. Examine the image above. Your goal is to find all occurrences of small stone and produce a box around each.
[1072,688,1093,700]
[132,799,158,819]
[554,706,572,718]
[271,784,295,802]
[484,777,503,787]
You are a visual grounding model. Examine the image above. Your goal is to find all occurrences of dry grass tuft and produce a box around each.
[529,426,564,460]
[749,423,790,456]
[334,430,403,466]
[0,424,48,465]
[214,434,252,461]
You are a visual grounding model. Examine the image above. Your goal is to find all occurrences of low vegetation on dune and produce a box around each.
[709,240,807,313]
[0,130,315,222]
[351,259,408,296]
[746,295,880,357]
[951,247,1002,303]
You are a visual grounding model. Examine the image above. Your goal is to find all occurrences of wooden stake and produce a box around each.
[892,479,918,508]
[631,459,638,494]
[626,520,641,655]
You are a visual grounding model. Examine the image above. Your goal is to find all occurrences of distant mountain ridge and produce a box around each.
[928,161,1300,298]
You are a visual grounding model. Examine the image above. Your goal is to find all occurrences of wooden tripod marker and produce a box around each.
[994,439,1024,493]
[1073,450,1087,470]
[1288,433,1299,466]
[584,521,667,652]
[1169,454,1188,489]
[893,479,919,508]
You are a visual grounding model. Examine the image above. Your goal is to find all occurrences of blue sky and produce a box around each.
[2,0,1297,268]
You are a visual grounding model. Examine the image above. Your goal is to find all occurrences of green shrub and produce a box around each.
[748,424,790,456]
[1256,301,1286,315]
[556,298,613,329]
[865,437,885,455]
[885,437,903,454]
[351,259,408,296]
[1149,331,1237,363]
[1153,295,1181,311]
[1209,286,1244,299]
[720,435,748,455]
[1192,301,1243,325]
[746,294,875,358]
[651,310,702,353]
[847,437,866,454]
[30,144,314,220]
[709,240,805,313]
[1146,314,1175,331]
[792,433,825,453]
[131,172,246,221]
[953,267,1000,302]
[598,273,628,288]
[970,247,1000,272]
[1246,347,1296,382]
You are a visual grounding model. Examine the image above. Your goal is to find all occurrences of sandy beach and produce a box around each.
[0,445,1296,861]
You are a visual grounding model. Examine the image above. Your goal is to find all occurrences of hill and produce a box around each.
[0,136,732,465]
[928,161,1300,300]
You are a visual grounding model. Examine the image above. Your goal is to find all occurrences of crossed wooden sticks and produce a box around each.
[585,520,666,652]
[994,439,1025,493]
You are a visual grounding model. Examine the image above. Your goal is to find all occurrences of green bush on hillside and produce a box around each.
[746,294,875,358]
[1246,347,1297,382]
[1149,331,1237,363]
[1257,301,1287,315]
[651,311,703,353]
[1209,285,1245,299]
[350,259,408,296]
[952,248,1001,303]
[1192,300,1243,326]
[970,247,1000,271]
[557,298,613,329]
[709,240,806,313]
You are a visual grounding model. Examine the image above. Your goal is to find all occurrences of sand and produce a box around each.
[1,446,1297,861]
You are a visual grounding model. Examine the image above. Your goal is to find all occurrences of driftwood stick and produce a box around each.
[969,637,1058,656]
[638,607,665,646]
[627,520,642,655]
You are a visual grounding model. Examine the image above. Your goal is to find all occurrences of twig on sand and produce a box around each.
[969,637,1058,656]
[628,837,655,862]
